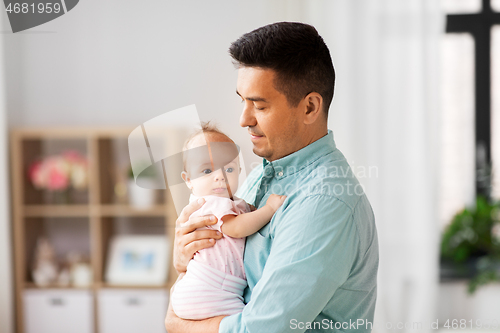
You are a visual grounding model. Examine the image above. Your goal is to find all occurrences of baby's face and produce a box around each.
[187,156,240,198]
[181,133,240,198]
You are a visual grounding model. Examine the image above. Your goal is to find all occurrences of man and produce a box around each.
[165,22,378,333]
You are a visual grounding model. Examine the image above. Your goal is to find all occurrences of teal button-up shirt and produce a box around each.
[219,130,378,333]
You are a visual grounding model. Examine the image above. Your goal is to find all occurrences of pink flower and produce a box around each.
[29,161,46,189]
[63,150,84,164]
[28,151,88,192]
[71,162,88,190]
[46,157,70,191]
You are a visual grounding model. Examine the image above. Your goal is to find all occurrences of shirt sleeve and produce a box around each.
[213,198,251,222]
[208,199,239,233]
[219,194,359,333]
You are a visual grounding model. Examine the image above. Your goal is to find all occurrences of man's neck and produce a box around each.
[303,127,328,148]
[268,125,329,162]
[293,124,328,154]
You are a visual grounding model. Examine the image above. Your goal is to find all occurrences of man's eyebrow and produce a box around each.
[236,90,268,103]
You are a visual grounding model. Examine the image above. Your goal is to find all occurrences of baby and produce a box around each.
[170,123,285,320]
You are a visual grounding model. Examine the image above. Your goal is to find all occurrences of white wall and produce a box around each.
[0,6,14,333]
[1,0,352,169]
[2,0,294,169]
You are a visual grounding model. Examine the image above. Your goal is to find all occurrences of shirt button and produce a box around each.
[277,171,283,177]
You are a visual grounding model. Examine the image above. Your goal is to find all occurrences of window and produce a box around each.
[439,0,500,227]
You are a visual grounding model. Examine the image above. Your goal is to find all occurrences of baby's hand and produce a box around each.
[265,194,287,212]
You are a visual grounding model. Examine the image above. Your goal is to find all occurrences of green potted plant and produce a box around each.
[440,195,500,293]
[127,162,159,209]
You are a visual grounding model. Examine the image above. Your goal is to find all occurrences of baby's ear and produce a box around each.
[181,171,188,182]
[181,171,192,189]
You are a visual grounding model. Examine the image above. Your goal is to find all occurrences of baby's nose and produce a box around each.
[213,170,225,181]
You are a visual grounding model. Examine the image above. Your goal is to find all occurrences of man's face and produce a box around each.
[236,67,304,161]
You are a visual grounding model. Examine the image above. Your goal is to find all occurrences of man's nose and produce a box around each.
[239,102,256,128]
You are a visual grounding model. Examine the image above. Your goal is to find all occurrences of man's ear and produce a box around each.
[303,92,323,125]
[181,171,192,189]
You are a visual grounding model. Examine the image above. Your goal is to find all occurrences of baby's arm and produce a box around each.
[221,194,286,238]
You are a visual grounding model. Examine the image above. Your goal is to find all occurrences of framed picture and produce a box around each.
[105,235,169,285]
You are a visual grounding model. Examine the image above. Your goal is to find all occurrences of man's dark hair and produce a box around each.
[229,22,335,116]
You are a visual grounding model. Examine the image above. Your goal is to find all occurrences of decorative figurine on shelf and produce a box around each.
[66,251,92,287]
[32,237,59,287]
[28,150,89,204]
[57,267,71,287]
[71,263,92,287]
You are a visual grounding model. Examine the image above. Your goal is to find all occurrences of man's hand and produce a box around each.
[173,197,223,273]
[165,292,181,332]
[165,298,225,333]
[165,272,184,332]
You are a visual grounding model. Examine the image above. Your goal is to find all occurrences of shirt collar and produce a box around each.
[262,130,336,180]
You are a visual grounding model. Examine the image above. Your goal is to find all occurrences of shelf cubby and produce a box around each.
[11,127,177,333]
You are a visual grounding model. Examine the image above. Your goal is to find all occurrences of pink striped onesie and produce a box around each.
[171,195,251,319]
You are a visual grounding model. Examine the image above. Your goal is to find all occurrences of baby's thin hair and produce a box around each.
[183,121,231,151]
[182,122,235,171]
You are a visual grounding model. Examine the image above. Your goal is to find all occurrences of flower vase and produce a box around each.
[49,190,71,205]
[128,179,157,209]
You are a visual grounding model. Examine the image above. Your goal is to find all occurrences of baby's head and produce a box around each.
[181,122,241,198]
